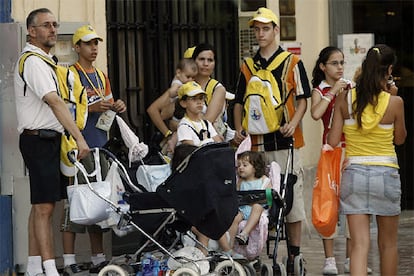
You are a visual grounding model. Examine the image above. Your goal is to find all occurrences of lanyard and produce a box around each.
[76,62,105,99]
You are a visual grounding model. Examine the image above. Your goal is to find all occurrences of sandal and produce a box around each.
[235,233,249,245]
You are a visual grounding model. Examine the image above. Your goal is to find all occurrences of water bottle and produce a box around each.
[152,259,160,276]
[159,259,169,275]
[142,253,153,276]
[117,199,130,214]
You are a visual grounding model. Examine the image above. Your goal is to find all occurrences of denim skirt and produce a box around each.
[340,164,401,216]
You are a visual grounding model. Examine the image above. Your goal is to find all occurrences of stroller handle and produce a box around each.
[67,147,120,164]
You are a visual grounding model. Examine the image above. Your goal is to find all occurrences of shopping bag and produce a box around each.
[312,144,342,237]
[67,149,112,225]
[96,161,128,229]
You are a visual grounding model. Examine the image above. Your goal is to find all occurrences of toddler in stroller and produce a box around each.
[230,139,305,276]
[231,151,273,257]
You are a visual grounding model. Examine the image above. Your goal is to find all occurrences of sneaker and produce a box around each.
[231,252,246,260]
[25,273,45,276]
[89,260,110,274]
[63,264,89,276]
[235,233,249,245]
[322,257,338,275]
[344,258,372,274]
[223,250,246,260]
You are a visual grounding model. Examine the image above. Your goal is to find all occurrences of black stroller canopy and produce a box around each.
[157,143,238,240]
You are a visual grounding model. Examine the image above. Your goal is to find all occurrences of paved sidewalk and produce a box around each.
[260,210,414,275]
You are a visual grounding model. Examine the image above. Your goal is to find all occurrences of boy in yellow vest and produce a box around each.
[61,25,126,274]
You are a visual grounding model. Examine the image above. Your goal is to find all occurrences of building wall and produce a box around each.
[12,0,108,73]
[297,0,330,168]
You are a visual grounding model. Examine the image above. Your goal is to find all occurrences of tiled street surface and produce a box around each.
[260,210,414,275]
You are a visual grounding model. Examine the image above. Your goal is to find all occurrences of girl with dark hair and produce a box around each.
[311,46,351,142]
[327,44,406,275]
[232,151,271,245]
[310,46,352,275]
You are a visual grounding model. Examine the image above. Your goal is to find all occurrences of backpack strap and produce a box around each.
[18,51,57,96]
[265,51,291,71]
[204,78,219,105]
[244,51,291,75]
[183,119,211,140]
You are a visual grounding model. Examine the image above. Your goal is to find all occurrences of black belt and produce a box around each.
[22,129,60,139]
[22,129,40,135]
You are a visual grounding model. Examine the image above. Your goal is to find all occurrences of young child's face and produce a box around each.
[176,65,198,84]
[180,93,206,116]
[75,38,100,62]
[237,157,256,180]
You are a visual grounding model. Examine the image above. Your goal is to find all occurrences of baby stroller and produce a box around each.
[233,141,305,276]
[68,143,257,275]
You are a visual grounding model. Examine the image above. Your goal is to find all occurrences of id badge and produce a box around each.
[96,110,116,131]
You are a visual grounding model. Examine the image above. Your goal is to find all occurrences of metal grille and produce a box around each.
[106,0,239,142]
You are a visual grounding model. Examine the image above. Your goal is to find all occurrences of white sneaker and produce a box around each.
[344,258,350,273]
[344,258,372,274]
[322,257,338,275]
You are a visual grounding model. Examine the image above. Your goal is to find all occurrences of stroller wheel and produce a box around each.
[214,260,247,276]
[98,264,128,276]
[243,263,256,276]
[293,254,305,276]
[172,267,199,276]
[260,263,272,276]
[275,263,287,276]
[260,263,287,276]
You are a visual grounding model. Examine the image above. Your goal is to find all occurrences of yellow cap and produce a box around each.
[73,25,103,45]
[178,81,206,100]
[248,7,279,27]
[183,46,196,58]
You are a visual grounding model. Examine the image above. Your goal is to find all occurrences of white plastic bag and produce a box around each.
[67,149,111,225]
[96,161,128,229]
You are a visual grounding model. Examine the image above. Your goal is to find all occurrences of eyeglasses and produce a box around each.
[325,61,346,67]
[32,22,60,29]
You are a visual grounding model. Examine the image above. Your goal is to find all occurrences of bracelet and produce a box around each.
[164,130,173,138]
[322,96,332,103]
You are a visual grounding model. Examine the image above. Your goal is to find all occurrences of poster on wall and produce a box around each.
[338,33,375,81]
[280,41,301,57]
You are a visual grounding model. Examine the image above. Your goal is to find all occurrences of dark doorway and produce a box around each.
[105,0,239,143]
[353,0,414,209]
